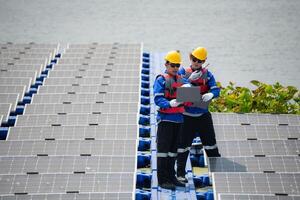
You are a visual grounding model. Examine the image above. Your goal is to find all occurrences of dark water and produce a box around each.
[0,0,299,88]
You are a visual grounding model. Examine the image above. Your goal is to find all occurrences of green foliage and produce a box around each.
[210,80,300,114]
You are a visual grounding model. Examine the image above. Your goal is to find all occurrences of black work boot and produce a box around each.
[177,175,188,183]
[157,157,176,190]
[157,157,169,184]
[176,152,189,176]
[168,157,186,187]
[172,178,186,187]
[159,182,176,190]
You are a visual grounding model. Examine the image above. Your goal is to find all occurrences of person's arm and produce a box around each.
[153,76,171,108]
[177,67,186,77]
[177,67,190,86]
[181,77,190,85]
[207,71,220,98]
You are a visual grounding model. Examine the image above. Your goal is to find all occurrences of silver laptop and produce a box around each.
[177,87,210,109]
[176,87,201,102]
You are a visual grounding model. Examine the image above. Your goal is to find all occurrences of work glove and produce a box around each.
[202,93,214,102]
[169,99,181,107]
[188,70,203,81]
[181,84,191,87]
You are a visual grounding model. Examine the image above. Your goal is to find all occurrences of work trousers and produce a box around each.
[156,121,182,184]
[177,112,220,177]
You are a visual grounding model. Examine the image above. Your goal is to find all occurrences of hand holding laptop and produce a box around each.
[176,86,212,109]
[202,93,213,102]
[169,99,182,107]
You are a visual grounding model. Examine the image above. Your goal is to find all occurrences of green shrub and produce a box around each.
[210,80,300,114]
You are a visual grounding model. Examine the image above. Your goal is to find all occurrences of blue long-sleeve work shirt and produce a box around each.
[153,73,189,123]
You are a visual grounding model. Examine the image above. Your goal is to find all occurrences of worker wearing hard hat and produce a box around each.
[153,50,189,190]
[176,47,221,183]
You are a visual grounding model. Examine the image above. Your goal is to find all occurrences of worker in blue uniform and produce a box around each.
[153,50,190,190]
[176,47,221,183]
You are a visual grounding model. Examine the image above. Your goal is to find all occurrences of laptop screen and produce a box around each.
[176,87,201,102]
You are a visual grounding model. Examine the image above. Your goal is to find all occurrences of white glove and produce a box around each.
[181,84,191,87]
[188,70,203,81]
[202,93,214,102]
[169,99,181,107]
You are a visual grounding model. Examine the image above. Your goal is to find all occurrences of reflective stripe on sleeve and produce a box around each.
[154,93,164,97]
[177,147,191,153]
[203,144,218,150]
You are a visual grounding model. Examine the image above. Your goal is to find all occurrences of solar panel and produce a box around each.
[0,53,52,60]
[0,140,136,156]
[62,52,140,58]
[0,78,32,92]
[0,86,26,101]
[0,48,57,55]
[0,156,136,174]
[61,52,110,58]
[24,103,138,115]
[0,193,134,200]
[0,103,12,123]
[218,194,300,200]
[217,140,299,157]
[65,49,142,54]
[53,64,141,71]
[214,124,300,141]
[0,93,19,111]
[208,156,300,173]
[31,93,139,104]
[213,172,300,196]
[212,113,300,125]
[65,48,140,53]
[15,113,138,127]
[7,125,138,140]
[67,43,141,49]
[48,70,104,77]
[61,55,118,60]
[59,51,140,58]
[44,77,140,86]
[0,173,134,195]
[0,71,37,82]
[0,64,44,76]
[47,70,140,78]
[37,85,139,94]
[57,58,140,65]
[0,43,59,49]
[0,58,48,66]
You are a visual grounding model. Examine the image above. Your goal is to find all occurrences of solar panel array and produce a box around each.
[7,125,137,140]
[217,194,300,200]
[31,93,139,104]
[0,193,133,200]
[209,113,300,199]
[44,77,140,86]
[0,43,57,124]
[1,43,141,199]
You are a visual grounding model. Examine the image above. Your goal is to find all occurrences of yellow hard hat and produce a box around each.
[164,50,181,64]
[191,47,207,61]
